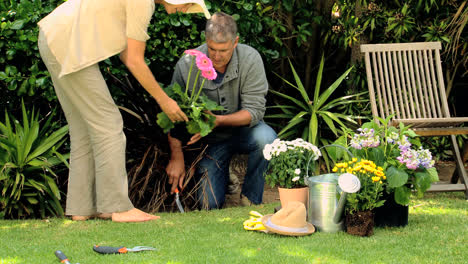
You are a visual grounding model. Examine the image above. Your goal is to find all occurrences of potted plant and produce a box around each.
[339,116,439,227]
[156,49,224,144]
[262,138,322,207]
[332,159,386,236]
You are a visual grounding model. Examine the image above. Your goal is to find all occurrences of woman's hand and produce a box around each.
[121,38,188,123]
[159,97,188,123]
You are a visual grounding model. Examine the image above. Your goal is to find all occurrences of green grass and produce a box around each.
[1,192,467,264]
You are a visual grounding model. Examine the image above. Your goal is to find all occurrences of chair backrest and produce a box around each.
[361,42,451,121]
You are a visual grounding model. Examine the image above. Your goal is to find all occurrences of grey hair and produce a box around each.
[205,12,237,43]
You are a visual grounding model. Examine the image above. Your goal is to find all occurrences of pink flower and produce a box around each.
[202,68,217,80]
[184,49,203,57]
[196,53,213,71]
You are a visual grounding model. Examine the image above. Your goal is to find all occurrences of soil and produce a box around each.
[345,210,375,236]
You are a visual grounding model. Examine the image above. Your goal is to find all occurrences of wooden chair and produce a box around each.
[360,42,468,198]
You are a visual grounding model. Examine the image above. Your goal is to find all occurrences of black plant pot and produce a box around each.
[170,123,192,145]
[374,193,409,227]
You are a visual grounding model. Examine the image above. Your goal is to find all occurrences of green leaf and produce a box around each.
[10,20,25,30]
[368,147,386,167]
[386,166,409,188]
[316,67,353,109]
[313,56,325,104]
[277,111,308,138]
[394,185,411,205]
[426,167,439,183]
[414,170,433,196]
[186,120,200,134]
[156,112,174,133]
[288,60,311,109]
[26,197,38,204]
[269,88,308,111]
[45,175,60,199]
[310,113,318,144]
[26,125,68,162]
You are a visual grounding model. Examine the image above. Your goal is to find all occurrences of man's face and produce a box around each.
[207,36,238,73]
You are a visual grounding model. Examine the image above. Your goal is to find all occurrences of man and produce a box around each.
[165,12,277,209]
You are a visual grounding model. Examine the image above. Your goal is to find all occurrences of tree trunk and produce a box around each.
[351,0,368,64]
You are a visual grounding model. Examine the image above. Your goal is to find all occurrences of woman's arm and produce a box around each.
[120,38,188,123]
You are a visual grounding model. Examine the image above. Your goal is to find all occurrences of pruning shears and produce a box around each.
[93,245,157,254]
[243,211,268,233]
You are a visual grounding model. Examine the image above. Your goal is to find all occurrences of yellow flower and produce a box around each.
[361,160,371,166]
[375,170,385,177]
[372,176,380,182]
[332,167,338,172]
[336,163,346,168]
[352,157,358,162]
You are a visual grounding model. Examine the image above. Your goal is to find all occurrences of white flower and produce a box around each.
[263,144,272,160]
[292,176,300,182]
[294,169,301,175]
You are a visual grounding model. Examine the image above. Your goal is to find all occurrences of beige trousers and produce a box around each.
[38,30,134,215]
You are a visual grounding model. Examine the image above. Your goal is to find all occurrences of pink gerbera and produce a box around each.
[184,49,203,57]
[196,53,213,71]
[202,68,217,80]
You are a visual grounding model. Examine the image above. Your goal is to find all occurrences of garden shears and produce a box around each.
[93,245,157,254]
[243,210,268,233]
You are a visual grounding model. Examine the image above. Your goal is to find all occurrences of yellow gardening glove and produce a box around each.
[243,211,268,233]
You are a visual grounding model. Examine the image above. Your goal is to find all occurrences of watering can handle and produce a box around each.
[306,144,354,179]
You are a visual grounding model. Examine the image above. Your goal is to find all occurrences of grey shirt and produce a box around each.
[171,43,268,143]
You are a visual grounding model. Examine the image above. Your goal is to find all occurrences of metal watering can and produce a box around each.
[305,173,360,232]
[304,145,361,232]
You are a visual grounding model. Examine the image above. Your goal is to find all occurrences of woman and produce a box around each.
[37,0,210,222]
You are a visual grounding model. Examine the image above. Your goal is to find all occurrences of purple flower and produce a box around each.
[397,147,434,170]
[350,128,381,149]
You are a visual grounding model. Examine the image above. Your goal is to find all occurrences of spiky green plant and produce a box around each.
[265,56,367,171]
[0,101,69,219]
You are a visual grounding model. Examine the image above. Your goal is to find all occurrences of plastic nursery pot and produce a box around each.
[374,193,409,227]
[170,122,192,145]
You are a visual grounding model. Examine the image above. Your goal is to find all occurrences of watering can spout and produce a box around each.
[332,173,361,224]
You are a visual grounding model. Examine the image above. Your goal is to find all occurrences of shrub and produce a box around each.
[0,101,69,219]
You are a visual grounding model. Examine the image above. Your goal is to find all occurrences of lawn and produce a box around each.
[0,192,466,264]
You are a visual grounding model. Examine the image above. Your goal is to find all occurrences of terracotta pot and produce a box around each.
[345,210,375,237]
[278,186,309,208]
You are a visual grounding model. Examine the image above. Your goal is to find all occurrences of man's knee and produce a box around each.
[251,122,277,148]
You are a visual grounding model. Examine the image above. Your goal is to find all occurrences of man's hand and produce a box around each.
[187,133,202,145]
[166,158,186,194]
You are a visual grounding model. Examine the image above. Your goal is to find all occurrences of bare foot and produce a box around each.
[71,213,112,221]
[112,208,160,223]
[71,215,92,221]
[97,213,112,220]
